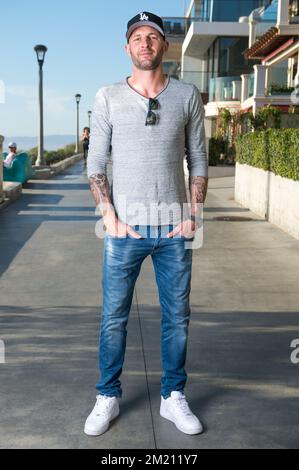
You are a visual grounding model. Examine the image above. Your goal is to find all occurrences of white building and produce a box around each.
[242,0,299,117]
[179,0,276,141]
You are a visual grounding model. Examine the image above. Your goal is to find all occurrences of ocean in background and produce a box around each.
[4,135,76,151]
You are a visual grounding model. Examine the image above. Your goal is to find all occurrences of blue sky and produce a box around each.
[0,0,185,138]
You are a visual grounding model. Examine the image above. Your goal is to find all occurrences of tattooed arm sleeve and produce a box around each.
[185,85,209,218]
[88,173,116,219]
[189,176,208,218]
[87,88,114,218]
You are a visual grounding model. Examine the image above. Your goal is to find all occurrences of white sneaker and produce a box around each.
[84,394,119,436]
[160,391,203,435]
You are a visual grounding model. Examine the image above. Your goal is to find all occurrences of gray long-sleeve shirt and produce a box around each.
[87,76,208,226]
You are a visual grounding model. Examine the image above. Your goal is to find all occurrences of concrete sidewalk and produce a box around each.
[0,161,299,449]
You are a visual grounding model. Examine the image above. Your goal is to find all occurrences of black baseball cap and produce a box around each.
[126,11,165,41]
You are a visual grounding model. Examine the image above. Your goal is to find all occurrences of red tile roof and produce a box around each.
[244,27,293,59]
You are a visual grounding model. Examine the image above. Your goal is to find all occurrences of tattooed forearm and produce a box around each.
[189,176,208,216]
[88,173,115,218]
[88,173,110,205]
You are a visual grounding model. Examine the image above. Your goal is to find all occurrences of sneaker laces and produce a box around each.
[95,395,115,418]
[172,394,193,416]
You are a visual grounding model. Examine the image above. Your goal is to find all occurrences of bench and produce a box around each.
[2,152,36,183]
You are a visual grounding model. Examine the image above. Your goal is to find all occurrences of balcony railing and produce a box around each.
[186,0,269,23]
[161,17,188,37]
[249,73,255,98]
[179,71,215,93]
[209,76,242,101]
[165,2,274,38]
[179,72,248,102]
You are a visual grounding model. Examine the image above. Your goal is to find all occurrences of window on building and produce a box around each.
[290,0,299,22]
[217,37,253,76]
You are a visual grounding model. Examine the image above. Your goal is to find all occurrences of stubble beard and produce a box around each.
[131,49,164,71]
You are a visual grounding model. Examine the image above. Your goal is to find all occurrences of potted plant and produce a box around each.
[267,83,295,96]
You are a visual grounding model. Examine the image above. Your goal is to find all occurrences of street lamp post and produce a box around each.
[75,94,81,153]
[34,44,47,167]
[88,110,92,129]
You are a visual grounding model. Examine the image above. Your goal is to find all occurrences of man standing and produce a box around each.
[85,11,208,437]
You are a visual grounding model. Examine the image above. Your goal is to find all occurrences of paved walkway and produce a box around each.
[1,160,299,449]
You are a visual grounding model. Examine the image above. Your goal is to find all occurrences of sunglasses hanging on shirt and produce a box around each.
[145,98,159,126]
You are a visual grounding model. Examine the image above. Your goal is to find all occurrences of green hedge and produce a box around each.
[28,143,76,165]
[269,129,299,180]
[236,129,299,180]
[235,131,269,170]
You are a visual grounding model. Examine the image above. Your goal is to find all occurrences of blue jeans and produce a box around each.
[96,224,193,399]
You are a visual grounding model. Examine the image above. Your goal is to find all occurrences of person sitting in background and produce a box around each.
[3,142,17,168]
[81,127,90,166]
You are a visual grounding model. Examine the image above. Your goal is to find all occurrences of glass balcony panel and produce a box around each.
[179,71,215,93]
[267,61,289,89]
[161,18,187,37]
[249,73,255,98]
[208,76,241,101]
[180,72,242,101]
[184,1,271,36]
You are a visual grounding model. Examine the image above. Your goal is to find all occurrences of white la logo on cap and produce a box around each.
[140,12,149,21]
